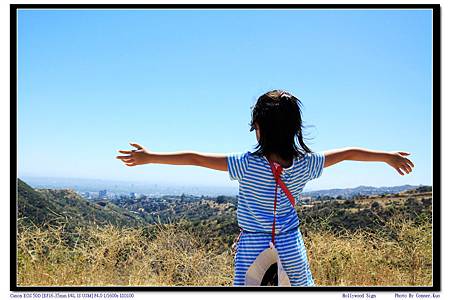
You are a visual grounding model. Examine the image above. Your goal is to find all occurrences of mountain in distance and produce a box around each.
[17,178,146,228]
[302,184,428,198]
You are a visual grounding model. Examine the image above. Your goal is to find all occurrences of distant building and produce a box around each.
[299,196,312,204]
[99,190,107,199]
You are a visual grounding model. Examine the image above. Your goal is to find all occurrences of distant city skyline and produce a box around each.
[20,175,240,196]
[18,9,433,191]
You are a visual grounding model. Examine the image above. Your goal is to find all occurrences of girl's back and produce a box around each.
[228,150,324,234]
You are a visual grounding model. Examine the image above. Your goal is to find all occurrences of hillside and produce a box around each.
[17,178,146,229]
[302,184,427,198]
[16,179,433,286]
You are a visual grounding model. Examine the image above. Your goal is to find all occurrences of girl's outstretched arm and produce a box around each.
[116,142,228,171]
[323,147,415,176]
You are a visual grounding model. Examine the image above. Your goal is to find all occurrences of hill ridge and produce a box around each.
[17,178,146,228]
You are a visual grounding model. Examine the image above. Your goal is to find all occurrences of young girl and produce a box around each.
[116,89,414,287]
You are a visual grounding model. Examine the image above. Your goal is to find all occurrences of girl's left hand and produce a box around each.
[116,142,150,167]
[385,151,415,176]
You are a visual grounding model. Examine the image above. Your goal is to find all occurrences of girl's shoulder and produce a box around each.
[294,151,326,180]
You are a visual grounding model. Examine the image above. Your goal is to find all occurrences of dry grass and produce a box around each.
[17,215,432,287]
[17,222,233,286]
[305,215,432,286]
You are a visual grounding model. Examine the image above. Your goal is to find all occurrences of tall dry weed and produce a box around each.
[17,215,432,287]
[304,214,432,286]
[17,222,233,286]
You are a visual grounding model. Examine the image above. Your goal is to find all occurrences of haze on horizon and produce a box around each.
[18,9,433,191]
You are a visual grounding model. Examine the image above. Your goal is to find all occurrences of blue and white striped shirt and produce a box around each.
[227,151,325,233]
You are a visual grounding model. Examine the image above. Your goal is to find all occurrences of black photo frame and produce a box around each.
[11,3,441,292]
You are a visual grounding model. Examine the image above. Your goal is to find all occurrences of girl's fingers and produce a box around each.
[130,142,143,150]
[399,151,410,156]
[116,148,138,166]
[406,158,415,168]
[405,162,412,171]
[116,155,132,159]
[405,164,412,173]
[118,150,133,154]
[396,168,404,176]
[400,164,409,174]
[400,156,414,168]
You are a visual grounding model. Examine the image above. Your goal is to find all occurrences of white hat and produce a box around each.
[245,242,291,286]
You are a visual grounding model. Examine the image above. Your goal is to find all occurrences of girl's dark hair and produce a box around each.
[250,90,312,161]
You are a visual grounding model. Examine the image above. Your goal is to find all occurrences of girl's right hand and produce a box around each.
[385,151,415,176]
[116,142,150,167]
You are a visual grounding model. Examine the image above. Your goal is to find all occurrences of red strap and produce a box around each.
[271,164,280,245]
[269,162,296,206]
[269,161,296,245]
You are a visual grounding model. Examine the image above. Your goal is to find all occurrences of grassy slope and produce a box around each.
[17,178,146,228]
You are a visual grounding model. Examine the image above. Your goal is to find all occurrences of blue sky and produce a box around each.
[17,9,433,191]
